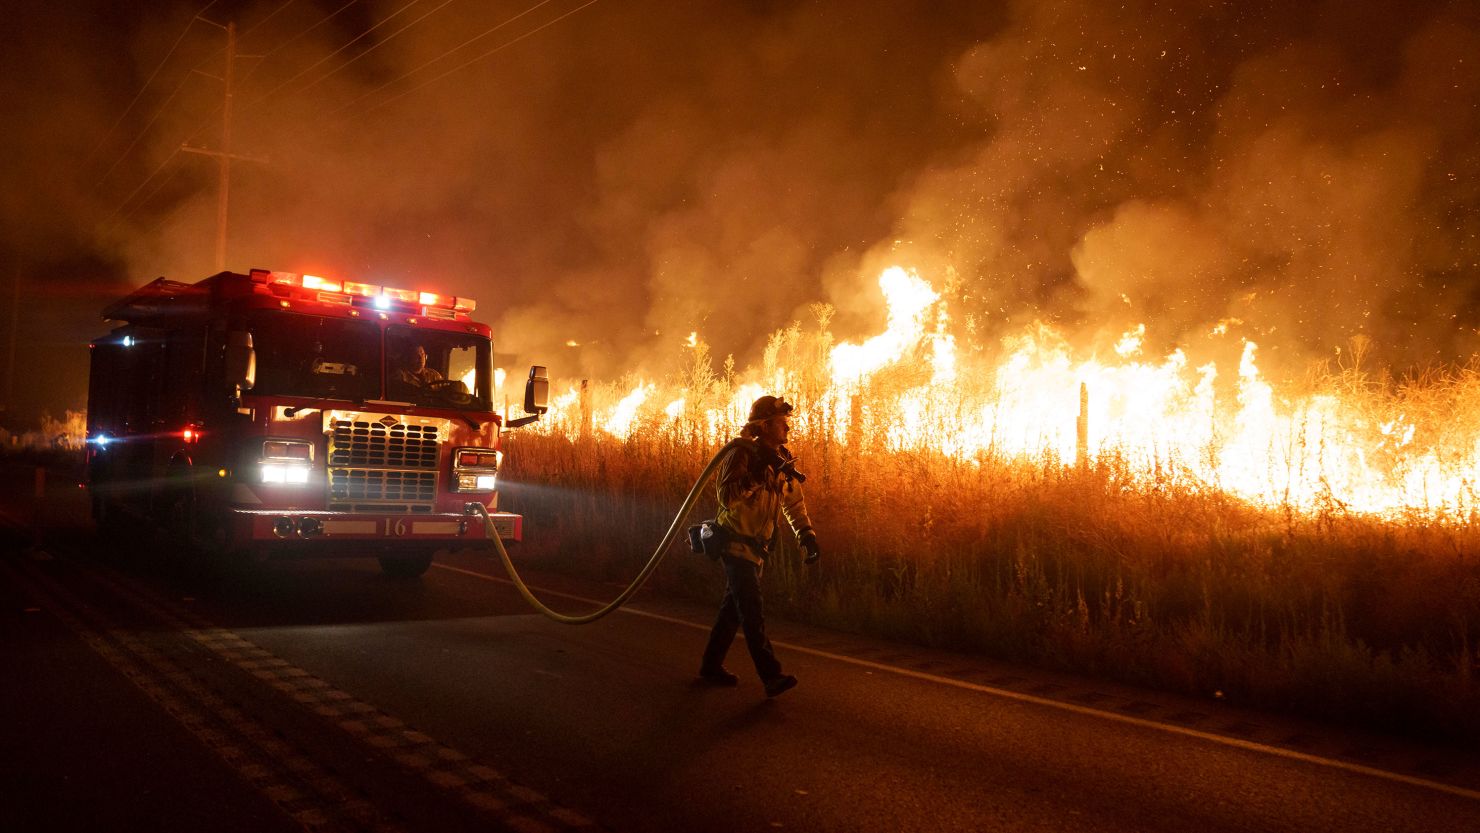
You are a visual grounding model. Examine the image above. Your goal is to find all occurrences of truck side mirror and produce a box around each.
[225,331,256,392]
[523,365,549,415]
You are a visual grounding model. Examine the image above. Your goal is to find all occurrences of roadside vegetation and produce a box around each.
[501,343,1480,742]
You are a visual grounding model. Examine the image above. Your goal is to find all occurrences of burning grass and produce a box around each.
[495,266,1480,739]
[502,429,1480,740]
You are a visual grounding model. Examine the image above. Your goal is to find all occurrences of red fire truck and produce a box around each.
[85,268,547,577]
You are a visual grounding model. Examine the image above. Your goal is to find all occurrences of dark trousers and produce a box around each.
[701,555,782,681]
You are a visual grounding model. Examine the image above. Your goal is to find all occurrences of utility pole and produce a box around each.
[216,20,235,272]
[183,19,265,273]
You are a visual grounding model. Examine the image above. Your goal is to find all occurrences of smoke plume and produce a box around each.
[3,0,1479,420]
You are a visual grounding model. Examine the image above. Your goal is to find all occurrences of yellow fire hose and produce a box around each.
[465,446,728,624]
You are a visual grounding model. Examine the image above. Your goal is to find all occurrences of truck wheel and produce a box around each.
[165,489,197,548]
[379,554,433,578]
[92,493,126,539]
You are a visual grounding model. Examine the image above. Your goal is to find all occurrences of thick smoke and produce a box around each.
[881,0,1480,369]
[3,0,1479,421]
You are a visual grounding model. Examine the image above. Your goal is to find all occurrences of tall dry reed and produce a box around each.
[501,423,1480,740]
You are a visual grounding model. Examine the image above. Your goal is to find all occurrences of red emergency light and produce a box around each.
[301,275,343,292]
[249,269,475,316]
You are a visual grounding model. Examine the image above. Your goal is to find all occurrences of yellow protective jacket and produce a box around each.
[714,438,813,566]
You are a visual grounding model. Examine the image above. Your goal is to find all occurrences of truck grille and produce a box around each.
[328,420,439,468]
[327,418,440,513]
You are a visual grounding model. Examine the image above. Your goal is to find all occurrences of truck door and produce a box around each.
[150,327,207,495]
[113,327,167,513]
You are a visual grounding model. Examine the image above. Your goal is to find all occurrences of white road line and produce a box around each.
[433,560,1480,804]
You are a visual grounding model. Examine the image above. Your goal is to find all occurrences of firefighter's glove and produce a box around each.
[799,530,820,565]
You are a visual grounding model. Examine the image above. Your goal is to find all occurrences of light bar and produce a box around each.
[252,270,472,314]
[301,275,343,293]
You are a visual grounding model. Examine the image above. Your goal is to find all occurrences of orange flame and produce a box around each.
[538,266,1480,520]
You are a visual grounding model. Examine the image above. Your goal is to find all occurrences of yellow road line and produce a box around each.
[2,557,394,832]
[79,557,598,832]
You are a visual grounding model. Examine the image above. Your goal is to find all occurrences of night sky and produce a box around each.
[2,0,1478,426]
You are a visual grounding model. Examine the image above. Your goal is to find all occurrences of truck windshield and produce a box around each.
[385,326,493,412]
[245,311,381,402]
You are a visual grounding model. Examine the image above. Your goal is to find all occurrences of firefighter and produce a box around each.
[698,395,820,698]
[394,344,443,387]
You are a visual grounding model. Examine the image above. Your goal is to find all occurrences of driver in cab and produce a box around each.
[394,344,443,388]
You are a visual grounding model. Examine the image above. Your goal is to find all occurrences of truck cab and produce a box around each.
[86,268,547,577]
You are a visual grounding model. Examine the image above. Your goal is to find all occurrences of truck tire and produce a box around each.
[379,554,433,578]
[91,493,127,539]
[160,460,199,552]
[164,488,197,549]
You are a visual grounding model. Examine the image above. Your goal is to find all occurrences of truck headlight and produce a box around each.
[262,463,311,484]
[261,439,313,486]
[452,446,499,492]
[455,472,497,491]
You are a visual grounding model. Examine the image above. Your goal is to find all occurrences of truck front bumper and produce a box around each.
[228,508,522,550]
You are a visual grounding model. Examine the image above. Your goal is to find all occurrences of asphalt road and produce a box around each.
[4,465,1480,832]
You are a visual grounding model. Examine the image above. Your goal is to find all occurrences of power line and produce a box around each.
[287,0,462,100]
[123,160,189,225]
[361,0,603,116]
[104,0,359,223]
[85,1,219,166]
[166,0,362,147]
[237,0,363,86]
[94,0,306,197]
[100,0,604,235]
[244,0,426,110]
[241,0,300,40]
[102,148,183,227]
[332,0,564,116]
[171,0,365,161]
[95,69,201,187]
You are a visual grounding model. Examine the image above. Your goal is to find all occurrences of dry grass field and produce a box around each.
[502,429,1480,738]
[499,328,1480,740]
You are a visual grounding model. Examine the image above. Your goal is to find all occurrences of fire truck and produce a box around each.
[85,268,547,577]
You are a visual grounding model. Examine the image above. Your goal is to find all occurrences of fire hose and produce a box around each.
[463,446,728,624]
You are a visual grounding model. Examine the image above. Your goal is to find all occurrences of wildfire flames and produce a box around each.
[513,266,1480,521]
